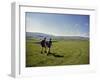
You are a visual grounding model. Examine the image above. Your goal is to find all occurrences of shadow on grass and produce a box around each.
[47,53,64,58]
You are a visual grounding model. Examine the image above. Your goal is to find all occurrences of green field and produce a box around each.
[26,38,89,67]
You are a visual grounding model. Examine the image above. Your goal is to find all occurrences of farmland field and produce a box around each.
[26,38,89,67]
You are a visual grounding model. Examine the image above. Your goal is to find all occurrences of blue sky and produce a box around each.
[26,12,89,37]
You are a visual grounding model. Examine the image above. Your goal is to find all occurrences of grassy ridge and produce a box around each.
[26,39,89,67]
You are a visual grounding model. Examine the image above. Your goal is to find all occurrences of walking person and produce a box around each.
[47,38,52,55]
[40,37,47,53]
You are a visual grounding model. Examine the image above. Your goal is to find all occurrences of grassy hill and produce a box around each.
[26,38,89,67]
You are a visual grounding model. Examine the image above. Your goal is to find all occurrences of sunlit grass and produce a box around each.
[26,39,89,67]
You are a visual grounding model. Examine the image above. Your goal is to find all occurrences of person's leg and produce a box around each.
[48,48,51,53]
[47,48,51,56]
[44,47,47,53]
[41,47,43,53]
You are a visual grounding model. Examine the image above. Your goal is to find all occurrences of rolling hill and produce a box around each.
[26,32,89,40]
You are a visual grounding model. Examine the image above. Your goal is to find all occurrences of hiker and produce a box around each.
[46,38,52,54]
[40,37,47,53]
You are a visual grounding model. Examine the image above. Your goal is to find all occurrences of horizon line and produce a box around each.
[26,31,89,38]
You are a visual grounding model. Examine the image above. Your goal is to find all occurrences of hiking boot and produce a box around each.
[41,51,43,54]
[44,51,47,53]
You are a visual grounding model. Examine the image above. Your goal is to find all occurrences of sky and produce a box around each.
[26,12,89,37]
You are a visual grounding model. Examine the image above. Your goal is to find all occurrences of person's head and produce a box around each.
[50,38,52,41]
[44,37,46,40]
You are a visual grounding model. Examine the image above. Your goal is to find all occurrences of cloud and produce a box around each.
[26,12,89,37]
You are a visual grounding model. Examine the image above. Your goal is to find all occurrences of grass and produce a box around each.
[26,38,89,67]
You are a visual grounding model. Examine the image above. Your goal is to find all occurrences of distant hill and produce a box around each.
[26,32,54,40]
[54,36,89,40]
[26,32,89,40]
